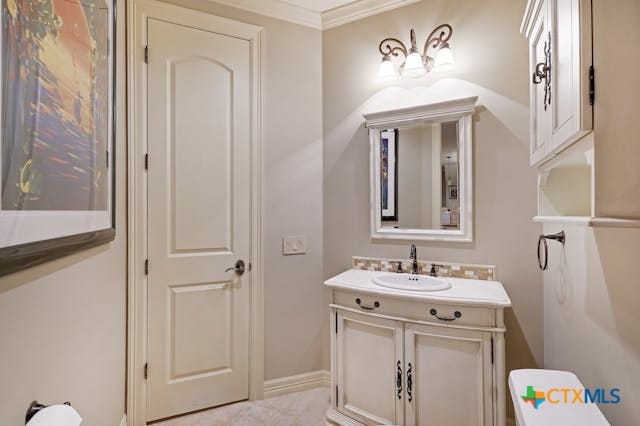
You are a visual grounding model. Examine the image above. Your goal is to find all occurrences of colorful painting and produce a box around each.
[0,0,115,276]
[380,129,397,221]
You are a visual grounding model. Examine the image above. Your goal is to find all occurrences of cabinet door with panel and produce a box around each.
[528,0,550,165]
[548,0,592,152]
[336,310,404,425]
[404,324,494,426]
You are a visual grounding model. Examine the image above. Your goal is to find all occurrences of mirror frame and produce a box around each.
[364,96,478,242]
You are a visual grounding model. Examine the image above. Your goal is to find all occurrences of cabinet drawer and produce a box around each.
[334,290,494,327]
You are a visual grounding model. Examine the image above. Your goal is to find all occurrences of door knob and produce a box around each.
[225,259,246,275]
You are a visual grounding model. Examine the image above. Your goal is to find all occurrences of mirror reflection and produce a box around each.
[379,121,459,230]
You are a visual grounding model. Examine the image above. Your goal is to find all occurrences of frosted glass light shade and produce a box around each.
[377,57,397,81]
[402,50,426,78]
[434,46,454,69]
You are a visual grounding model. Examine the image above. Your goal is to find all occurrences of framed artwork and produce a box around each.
[448,184,458,200]
[0,0,116,276]
[380,129,398,221]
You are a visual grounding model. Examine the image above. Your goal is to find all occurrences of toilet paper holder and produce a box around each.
[26,401,72,424]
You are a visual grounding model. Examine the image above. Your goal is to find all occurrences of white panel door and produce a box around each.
[336,310,404,426]
[529,2,550,166]
[404,324,493,426]
[146,18,251,421]
[549,0,592,152]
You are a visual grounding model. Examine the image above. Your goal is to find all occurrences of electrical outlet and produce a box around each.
[283,235,307,255]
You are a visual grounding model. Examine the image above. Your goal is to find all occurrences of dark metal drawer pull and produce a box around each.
[356,298,380,310]
[430,308,461,321]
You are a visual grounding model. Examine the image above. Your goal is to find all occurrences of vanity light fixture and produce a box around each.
[377,24,454,80]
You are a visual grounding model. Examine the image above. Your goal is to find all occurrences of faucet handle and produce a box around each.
[429,264,442,277]
[391,261,404,273]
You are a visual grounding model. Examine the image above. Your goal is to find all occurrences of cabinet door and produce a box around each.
[528,1,551,166]
[336,310,404,425]
[549,0,592,152]
[404,324,493,426]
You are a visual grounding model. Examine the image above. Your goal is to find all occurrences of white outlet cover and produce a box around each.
[283,235,307,255]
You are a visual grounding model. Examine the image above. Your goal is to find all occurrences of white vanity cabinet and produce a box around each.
[522,0,593,166]
[335,311,404,425]
[325,270,510,426]
[404,324,494,426]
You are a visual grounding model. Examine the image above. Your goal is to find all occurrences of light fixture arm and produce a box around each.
[423,24,453,60]
[378,36,408,59]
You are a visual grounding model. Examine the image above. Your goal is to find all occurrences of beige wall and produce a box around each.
[157,0,325,381]
[397,126,433,228]
[593,0,640,218]
[0,0,127,424]
[543,224,640,424]
[322,0,543,409]
[0,2,324,424]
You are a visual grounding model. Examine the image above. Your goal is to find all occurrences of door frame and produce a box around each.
[126,1,265,423]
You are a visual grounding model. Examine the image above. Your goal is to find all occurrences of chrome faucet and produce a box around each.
[410,244,419,274]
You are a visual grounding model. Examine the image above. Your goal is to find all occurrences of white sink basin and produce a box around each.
[373,274,452,292]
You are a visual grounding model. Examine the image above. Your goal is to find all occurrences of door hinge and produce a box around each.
[144,259,149,275]
[589,65,595,106]
[144,45,149,64]
[106,151,109,168]
[335,385,338,404]
[144,363,148,380]
[334,312,338,334]
[491,337,495,365]
[144,153,149,170]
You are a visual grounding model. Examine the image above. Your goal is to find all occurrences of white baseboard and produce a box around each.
[263,370,330,399]
[119,414,127,426]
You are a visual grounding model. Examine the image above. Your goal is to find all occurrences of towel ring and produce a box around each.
[537,231,565,271]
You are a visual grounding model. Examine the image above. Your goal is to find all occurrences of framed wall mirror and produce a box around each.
[364,96,477,242]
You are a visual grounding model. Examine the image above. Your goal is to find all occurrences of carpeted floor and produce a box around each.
[154,387,330,426]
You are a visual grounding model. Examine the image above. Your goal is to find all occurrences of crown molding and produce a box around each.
[209,0,423,31]
[363,96,479,128]
[210,0,322,29]
[322,0,422,30]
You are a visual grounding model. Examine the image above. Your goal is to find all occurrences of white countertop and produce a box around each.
[325,269,511,308]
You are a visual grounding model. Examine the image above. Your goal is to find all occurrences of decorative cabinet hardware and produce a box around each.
[532,32,551,111]
[537,231,565,271]
[356,298,380,310]
[396,361,403,400]
[407,362,413,402]
[429,308,462,322]
[225,259,246,275]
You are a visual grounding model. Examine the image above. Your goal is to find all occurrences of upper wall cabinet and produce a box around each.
[521,0,593,166]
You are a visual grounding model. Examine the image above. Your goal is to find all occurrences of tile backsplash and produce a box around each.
[352,256,496,281]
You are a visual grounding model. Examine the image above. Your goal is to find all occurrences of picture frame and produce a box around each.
[0,0,117,277]
[448,184,458,200]
[380,129,398,221]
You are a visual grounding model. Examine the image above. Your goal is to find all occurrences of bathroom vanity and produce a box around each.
[325,266,510,426]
